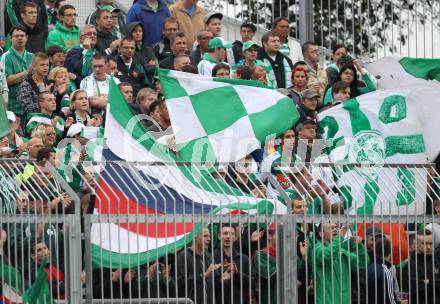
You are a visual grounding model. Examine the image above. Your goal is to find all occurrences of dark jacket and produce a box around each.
[22,23,46,53]
[85,3,126,37]
[401,252,440,304]
[257,48,294,89]
[159,55,175,70]
[65,46,97,88]
[114,55,150,97]
[153,38,172,61]
[126,0,171,47]
[17,74,46,116]
[190,45,204,66]
[95,29,117,56]
[126,22,157,75]
[212,247,253,304]
[367,259,397,304]
[232,40,244,64]
[4,0,48,37]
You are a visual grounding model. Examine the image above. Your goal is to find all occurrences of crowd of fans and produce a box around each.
[0,0,440,303]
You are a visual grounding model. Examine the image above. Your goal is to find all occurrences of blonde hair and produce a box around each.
[30,124,48,141]
[69,89,87,111]
[48,66,69,80]
[136,88,157,103]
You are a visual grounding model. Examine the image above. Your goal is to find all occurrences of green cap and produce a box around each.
[208,37,232,50]
[100,5,120,13]
[242,41,259,52]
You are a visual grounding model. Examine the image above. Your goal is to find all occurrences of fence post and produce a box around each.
[299,0,314,43]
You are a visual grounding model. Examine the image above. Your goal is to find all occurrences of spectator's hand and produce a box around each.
[112,269,122,283]
[400,300,409,304]
[68,73,77,81]
[83,37,92,49]
[221,268,232,281]
[205,263,222,278]
[148,262,158,280]
[81,271,86,284]
[312,83,321,92]
[307,280,313,293]
[350,236,363,244]
[0,137,8,148]
[123,269,136,284]
[57,82,68,95]
[18,142,28,153]
[251,185,267,198]
[51,116,60,128]
[299,241,308,258]
[0,229,7,251]
[65,117,74,129]
[61,192,72,209]
[352,59,364,75]
[161,263,171,283]
[36,223,45,238]
[109,39,121,52]
[45,83,54,93]
[251,229,264,242]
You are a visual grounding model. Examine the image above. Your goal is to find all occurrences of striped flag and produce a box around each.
[159,69,299,162]
[0,94,11,139]
[92,79,287,269]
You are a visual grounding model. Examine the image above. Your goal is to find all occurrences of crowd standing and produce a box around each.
[0,0,440,303]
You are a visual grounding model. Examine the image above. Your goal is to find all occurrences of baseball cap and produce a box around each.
[208,37,232,49]
[240,21,257,32]
[204,12,223,24]
[6,111,16,122]
[67,123,84,137]
[300,89,319,99]
[242,41,259,52]
[100,5,120,13]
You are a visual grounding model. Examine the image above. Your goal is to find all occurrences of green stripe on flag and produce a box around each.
[342,98,371,134]
[160,75,189,99]
[0,94,11,138]
[22,257,53,304]
[399,57,440,81]
[385,134,426,157]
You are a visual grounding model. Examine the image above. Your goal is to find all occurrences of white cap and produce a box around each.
[6,111,16,122]
[67,123,84,137]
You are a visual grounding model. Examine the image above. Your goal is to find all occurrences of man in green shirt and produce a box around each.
[46,4,80,52]
[1,25,33,117]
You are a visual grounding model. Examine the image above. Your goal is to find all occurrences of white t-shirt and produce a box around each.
[80,73,120,97]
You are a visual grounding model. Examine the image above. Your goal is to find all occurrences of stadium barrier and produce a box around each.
[1,159,440,303]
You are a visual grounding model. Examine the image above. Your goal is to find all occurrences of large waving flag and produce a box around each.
[159,69,299,162]
[365,57,440,160]
[0,94,11,139]
[318,90,427,215]
[92,78,287,269]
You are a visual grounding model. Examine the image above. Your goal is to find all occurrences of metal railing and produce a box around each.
[2,159,440,303]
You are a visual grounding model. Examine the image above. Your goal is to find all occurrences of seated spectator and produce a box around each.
[293,119,323,164]
[213,223,253,304]
[232,22,257,64]
[212,63,230,78]
[401,230,440,303]
[3,0,48,39]
[233,65,252,80]
[287,67,308,105]
[80,53,120,113]
[64,24,99,88]
[18,52,50,117]
[118,82,134,103]
[323,61,376,106]
[159,32,189,70]
[204,12,223,38]
[170,0,205,47]
[125,22,157,73]
[106,57,118,76]
[302,41,327,105]
[147,99,171,137]
[313,223,369,304]
[47,67,77,116]
[2,25,33,118]
[67,89,102,127]
[198,37,231,76]
[258,31,294,89]
[272,17,303,63]
[95,8,120,56]
[126,0,171,47]
[326,44,347,85]
[18,1,46,53]
[177,227,222,304]
[5,111,28,154]
[325,80,351,107]
[26,92,72,138]
[252,65,269,86]
[20,137,44,160]
[114,38,150,97]
[190,30,213,66]
[233,41,263,70]
[297,89,319,123]
[136,87,158,115]
[152,17,178,61]
[85,0,126,37]
[173,54,192,71]
[47,4,80,52]
[30,239,65,299]
[30,123,57,148]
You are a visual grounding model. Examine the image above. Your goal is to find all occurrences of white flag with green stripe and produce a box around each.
[159,69,299,162]
[318,90,428,215]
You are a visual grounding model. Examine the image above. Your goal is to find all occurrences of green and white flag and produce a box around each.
[365,56,440,161]
[318,90,427,215]
[0,94,11,139]
[26,113,65,137]
[159,69,299,162]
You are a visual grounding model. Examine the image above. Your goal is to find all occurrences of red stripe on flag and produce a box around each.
[96,179,194,238]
